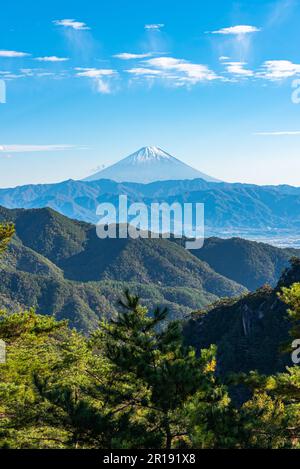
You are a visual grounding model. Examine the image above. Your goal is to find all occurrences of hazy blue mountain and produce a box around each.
[1,178,300,237]
[84,146,219,183]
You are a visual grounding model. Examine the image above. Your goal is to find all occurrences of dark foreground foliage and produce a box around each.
[0,283,299,449]
[1,223,300,449]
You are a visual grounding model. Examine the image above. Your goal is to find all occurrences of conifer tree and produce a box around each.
[92,290,231,448]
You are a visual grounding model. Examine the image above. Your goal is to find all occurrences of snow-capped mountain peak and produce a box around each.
[84,146,219,184]
[126,146,173,163]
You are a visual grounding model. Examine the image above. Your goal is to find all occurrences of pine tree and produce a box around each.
[91,290,231,448]
[280,282,300,341]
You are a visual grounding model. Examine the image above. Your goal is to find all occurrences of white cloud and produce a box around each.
[0,69,30,79]
[113,52,153,60]
[53,19,90,30]
[255,131,300,136]
[75,68,116,78]
[259,60,300,80]
[219,56,230,61]
[145,24,164,31]
[75,68,117,94]
[225,61,254,76]
[144,57,218,83]
[0,144,79,153]
[36,72,56,77]
[95,80,112,94]
[0,50,30,58]
[211,25,261,35]
[0,73,26,79]
[126,67,163,76]
[35,56,69,62]
[20,68,35,76]
[7,68,67,80]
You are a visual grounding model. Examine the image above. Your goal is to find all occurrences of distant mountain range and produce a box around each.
[0,206,298,332]
[84,146,219,183]
[1,177,300,239]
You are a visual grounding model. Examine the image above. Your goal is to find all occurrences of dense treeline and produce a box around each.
[1,224,300,449]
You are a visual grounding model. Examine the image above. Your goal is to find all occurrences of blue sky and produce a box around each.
[1,0,300,187]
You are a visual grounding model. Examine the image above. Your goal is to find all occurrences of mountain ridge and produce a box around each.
[0,206,299,332]
[1,178,300,239]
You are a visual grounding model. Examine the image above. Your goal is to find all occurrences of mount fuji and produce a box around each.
[84,146,219,184]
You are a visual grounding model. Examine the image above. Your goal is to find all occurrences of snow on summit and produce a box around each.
[84,146,219,184]
[126,146,173,163]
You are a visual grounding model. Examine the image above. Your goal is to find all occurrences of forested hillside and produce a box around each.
[0,206,246,330]
[193,237,298,290]
[1,206,299,331]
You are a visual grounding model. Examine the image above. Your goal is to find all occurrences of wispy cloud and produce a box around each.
[210,25,260,64]
[113,52,154,60]
[210,25,261,35]
[266,0,296,27]
[75,68,117,94]
[75,68,116,78]
[0,68,68,80]
[255,131,300,136]
[0,70,26,79]
[126,67,163,76]
[145,24,164,31]
[53,19,90,30]
[0,144,81,153]
[0,50,30,58]
[125,53,300,87]
[35,56,69,62]
[53,18,96,63]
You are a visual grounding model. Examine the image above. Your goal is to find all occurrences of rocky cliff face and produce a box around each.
[183,258,300,377]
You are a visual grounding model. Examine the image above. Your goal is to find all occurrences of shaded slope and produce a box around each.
[192,237,299,290]
[183,259,300,377]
